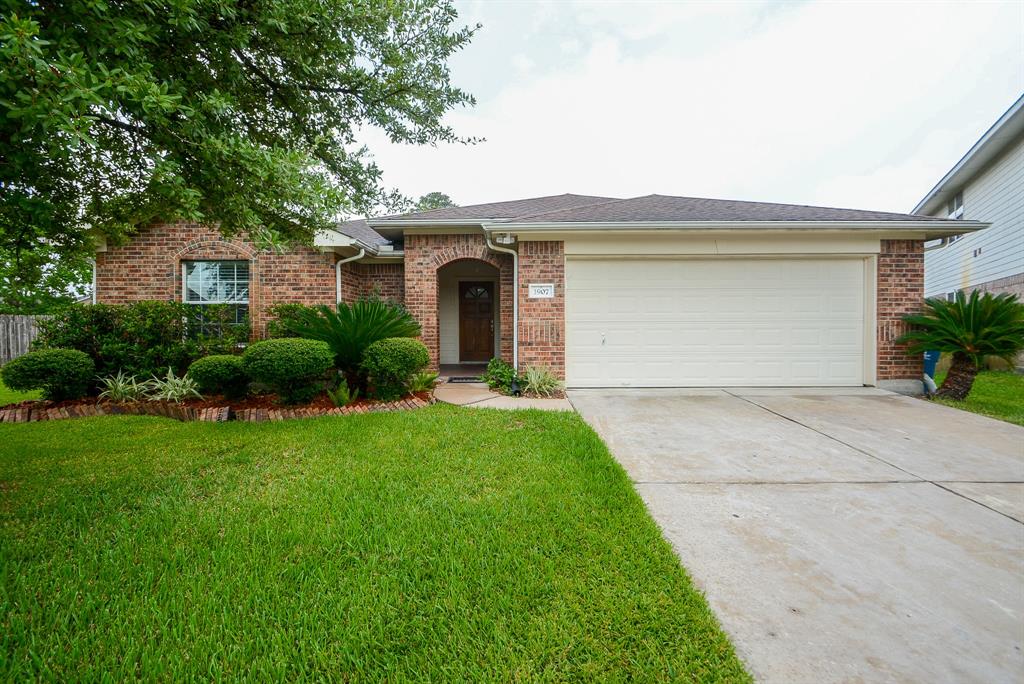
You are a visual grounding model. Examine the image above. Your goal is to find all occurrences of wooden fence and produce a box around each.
[0,315,49,365]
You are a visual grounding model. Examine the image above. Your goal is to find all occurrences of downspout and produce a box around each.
[485,233,519,369]
[925,237,952,252]
[335,248,366,306]
[89,258,97,304]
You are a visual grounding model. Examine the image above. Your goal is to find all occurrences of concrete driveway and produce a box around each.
[570,388,1024,683]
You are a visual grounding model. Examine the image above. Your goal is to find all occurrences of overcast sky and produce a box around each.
[361,0,1024,214]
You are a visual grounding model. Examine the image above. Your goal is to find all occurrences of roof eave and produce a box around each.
[912,94,1024,215]
[484,220,987,239]
[366,218,499,228]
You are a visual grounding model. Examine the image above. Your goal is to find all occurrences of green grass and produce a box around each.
[0,378,39,405]
[932,370,1024,426]
[0,406,748,681]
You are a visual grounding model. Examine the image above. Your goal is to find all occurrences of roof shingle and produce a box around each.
[506,194,955,224]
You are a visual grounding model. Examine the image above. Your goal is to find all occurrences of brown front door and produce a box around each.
[459,281,495,362]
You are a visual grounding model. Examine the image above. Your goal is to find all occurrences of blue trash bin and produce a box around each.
[923,350,940,378]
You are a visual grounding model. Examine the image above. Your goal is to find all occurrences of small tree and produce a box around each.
[415,192,457,211]
[898,291,1024,400]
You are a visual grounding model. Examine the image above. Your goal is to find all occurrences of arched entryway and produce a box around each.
[437,259,500,369]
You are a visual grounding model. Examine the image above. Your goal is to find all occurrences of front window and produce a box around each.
[182,260,249,325]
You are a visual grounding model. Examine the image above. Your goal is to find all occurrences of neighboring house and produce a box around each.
[94,193,981,393]
[916,93,1024,299]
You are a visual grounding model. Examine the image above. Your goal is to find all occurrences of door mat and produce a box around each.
[447,376,483,383]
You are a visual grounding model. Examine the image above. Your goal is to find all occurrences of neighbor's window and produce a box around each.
[947,192,964,220]
[182,260,249,324]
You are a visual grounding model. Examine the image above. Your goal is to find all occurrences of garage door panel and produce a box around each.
[566,258,866,387]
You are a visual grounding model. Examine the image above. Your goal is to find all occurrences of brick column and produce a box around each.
[518,241,566,378]
[877,239,924,386]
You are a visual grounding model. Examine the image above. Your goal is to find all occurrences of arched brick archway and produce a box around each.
[405,234,513,369]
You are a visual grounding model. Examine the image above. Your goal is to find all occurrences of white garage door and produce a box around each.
[565,258,866,387]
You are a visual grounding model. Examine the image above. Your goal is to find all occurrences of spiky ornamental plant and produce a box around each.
[282,297,421,392]
[898,291,1024,400]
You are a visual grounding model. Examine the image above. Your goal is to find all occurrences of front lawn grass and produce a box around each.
[932,370,1024,427]
[0,378,39,405]
[0,405,749,681]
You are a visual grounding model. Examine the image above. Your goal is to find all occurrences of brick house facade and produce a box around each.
[95,193,970,392]
[876,240,925,382]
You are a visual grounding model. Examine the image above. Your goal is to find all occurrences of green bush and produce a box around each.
[266,303,319,339]
[188,355,249,398]
[242,338,333,404]
[522,366,562,397]
[144,369,203,403]
[1,349,94,401]
[361,337,430,400]
[97,371,146,402]
[408,370,439,393]
[482,357,519,393]
[34,301,248,382]
[281,296,420,391]
[326,380,359,407]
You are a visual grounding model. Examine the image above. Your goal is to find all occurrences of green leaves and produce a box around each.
[284,298,421,376]
[898,291,1024,368]
[0,1,477,307]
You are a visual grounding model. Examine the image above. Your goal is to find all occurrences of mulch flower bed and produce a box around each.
[0,391,434,424]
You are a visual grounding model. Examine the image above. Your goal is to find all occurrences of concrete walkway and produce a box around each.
[434,382,573,411]
[571,387,1024,683]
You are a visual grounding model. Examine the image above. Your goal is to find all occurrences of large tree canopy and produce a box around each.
[0,0,477,306]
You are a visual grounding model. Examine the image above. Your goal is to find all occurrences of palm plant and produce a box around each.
[898,291,1024,400]
[282,297,421,390]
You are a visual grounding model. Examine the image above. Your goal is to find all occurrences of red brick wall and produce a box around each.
[877,239,925,381]
[518,241,565,378]
[96,222,336,337]
[341,262,405,303]
[404,233,513,369]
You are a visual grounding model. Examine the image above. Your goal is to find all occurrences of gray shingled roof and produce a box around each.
[372,193,616,222]
[506,194,956,224]
[335,218,390,247]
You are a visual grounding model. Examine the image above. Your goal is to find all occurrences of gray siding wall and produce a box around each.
[924,134,1024,296]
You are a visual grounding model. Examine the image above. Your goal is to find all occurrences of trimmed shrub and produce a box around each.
[1,349,94,401]
[242,338,333,404]
[34,301,248,382]
[188,355,249,398]
[361,337,430,400]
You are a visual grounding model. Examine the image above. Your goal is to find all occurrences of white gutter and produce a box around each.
[485,234,519,370]
[334,249,365,305]
[482,220,984,231]
[925,237,954,252]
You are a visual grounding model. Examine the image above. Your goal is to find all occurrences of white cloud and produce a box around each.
[362,0,1024,213]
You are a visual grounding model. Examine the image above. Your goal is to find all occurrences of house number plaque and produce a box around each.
[527,283,555,299]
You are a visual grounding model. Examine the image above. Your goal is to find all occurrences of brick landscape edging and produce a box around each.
[0,396,434,424]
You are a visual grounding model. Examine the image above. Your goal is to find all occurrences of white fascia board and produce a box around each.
[912,94,1024,215]
[314,229,358,247]
[366,219,490,228]
[483,220,987,240]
